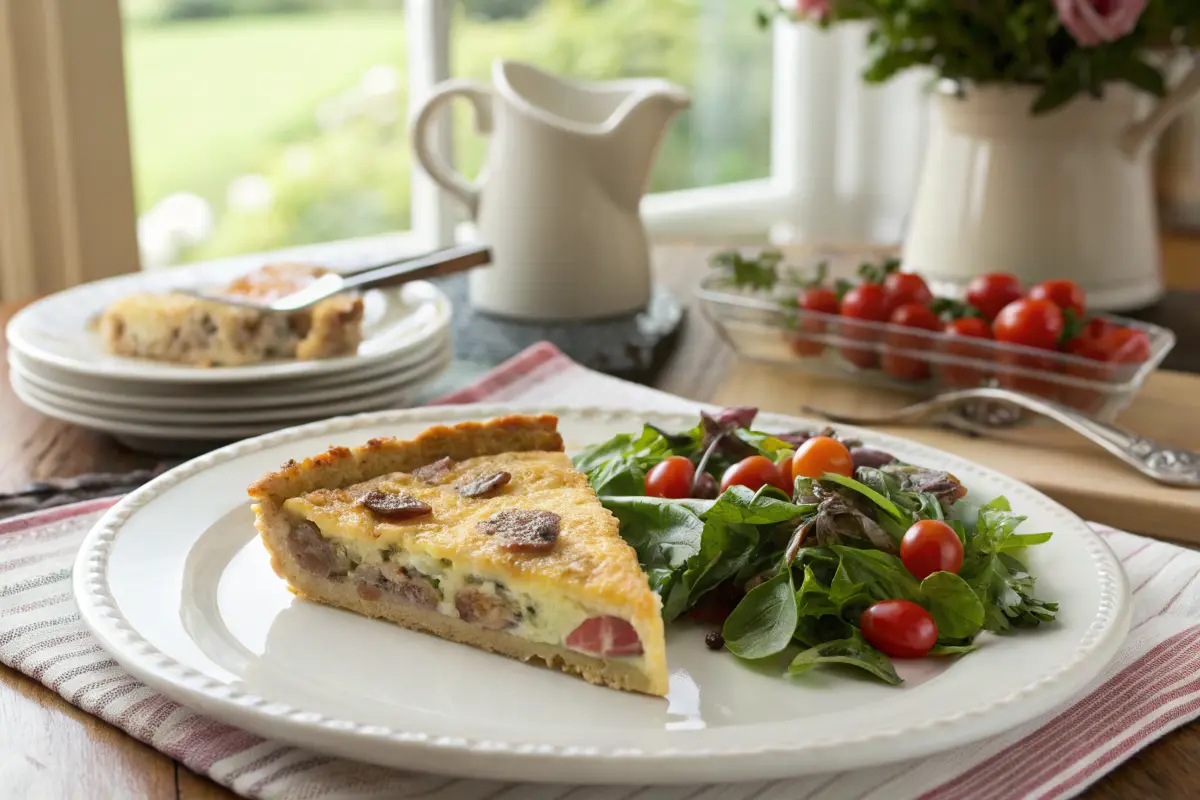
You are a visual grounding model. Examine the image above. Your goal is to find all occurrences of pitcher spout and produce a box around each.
[493,60,690,201]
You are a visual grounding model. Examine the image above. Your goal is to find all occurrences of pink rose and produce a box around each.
[1055,0,1147,47]
[783,0,831,20]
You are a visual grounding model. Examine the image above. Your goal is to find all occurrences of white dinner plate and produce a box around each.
[10,343,452,427]
[74,405,1130,785]
[13,348,451,440]
[6,261,451,384]
[7,328,449,412]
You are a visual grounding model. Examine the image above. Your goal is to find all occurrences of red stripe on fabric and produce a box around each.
[0,496,121,536]
[1,591,71,617]
[921,625,1200,799]
[1160,567,1200,616]
[1132,551,1183,595]
[430,341,572,405]
[1007,673,1200,800]
[1120,540,1154,563]
[218,746,294,783]
[87,681,143,715]
[1038,691,1200,799]
[55,661,121,694]
[182,727,265,774]
[0,544,84,574]
[248,755,335,793]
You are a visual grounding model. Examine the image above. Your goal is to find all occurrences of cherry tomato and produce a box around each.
[882,272,933,313]
[998,351,1061,401]
[791,436,854,479]
[838,284,890,368]
[776,452,795,490]
[1101,326,1151,364]
[965,272,1023,321]
[1027,279,1086,317]
[860,600,938,659]
[992,298,1064,350]
[720,455,791,495]
[788,285,840,357]
[882,303,941,382]
[939,316,993,388]
[900,519,965,580]
[1082,316,1119,343]
[643,456,695,499]
[1060,336,1112,414]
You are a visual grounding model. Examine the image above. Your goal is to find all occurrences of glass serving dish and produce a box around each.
[696,276,1176,421]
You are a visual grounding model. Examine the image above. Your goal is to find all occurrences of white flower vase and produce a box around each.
[902,73,1200,311]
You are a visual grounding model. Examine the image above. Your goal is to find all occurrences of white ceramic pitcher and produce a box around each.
[903,67,1200,312]
[411,61,689,321]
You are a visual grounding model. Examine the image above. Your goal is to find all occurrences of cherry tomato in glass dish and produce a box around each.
[881,303,941,382]
[720,455,791,495]
[788,285,840,358]
[939,316,993,388]
[882,272,933,313]
[860,600,938,659]
[1059,335,1112,414]
[900,519,965,580]
[791,436,854,480]
[1028,279,1086,317]
[1082,316,1119,343]
[992,298,1064,350]
[992,298,1066,399]
[838,283,890,369]
[965,272,1023,321]
[643,456,695,499]
[1102,326,1152,365]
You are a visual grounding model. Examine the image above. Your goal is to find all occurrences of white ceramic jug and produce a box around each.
[903,68,1200,311]
[411,61,689,321]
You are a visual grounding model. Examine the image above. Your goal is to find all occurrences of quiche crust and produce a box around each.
[248,414,668,696]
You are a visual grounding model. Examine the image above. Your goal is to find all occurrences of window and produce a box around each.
[48,1,922,281]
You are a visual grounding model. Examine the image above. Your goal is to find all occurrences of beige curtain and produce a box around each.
[0,0,139,301]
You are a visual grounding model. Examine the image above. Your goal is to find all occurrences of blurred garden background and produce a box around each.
[121,0,772,267]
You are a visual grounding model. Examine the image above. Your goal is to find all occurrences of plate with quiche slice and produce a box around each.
[7,256,450,383]
[74,406,1130,784]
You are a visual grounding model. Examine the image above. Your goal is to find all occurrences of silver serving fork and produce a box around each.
[801,386,1200,488]
[179,243,491,312]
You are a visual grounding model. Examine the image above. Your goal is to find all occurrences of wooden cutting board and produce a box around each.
[711,364,1200,545]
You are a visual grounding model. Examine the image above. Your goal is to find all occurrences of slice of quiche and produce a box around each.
[247,414,668,696]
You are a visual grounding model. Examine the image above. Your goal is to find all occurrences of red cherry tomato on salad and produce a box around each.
[882,272,933,313]
[839,284,890,369]
[965,272,1023,321]
[882,303,941,382]
[900,519,965,580]
[643,456,695,499]
[860,600,938,659]
[720,456,791,495]
[776,453,795,490]
[939,316,993,388]
[1027,279,1086,318]
[789,285,840,357]
[791,436,853,480]
[992,298,1064,350]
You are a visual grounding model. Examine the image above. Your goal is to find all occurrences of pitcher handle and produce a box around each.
[411,80,493,217]
[1120,60,1200,160]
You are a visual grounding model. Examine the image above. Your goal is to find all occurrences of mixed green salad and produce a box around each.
[574,408,1058,685]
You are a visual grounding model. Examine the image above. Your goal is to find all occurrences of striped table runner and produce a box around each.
[4,342,1200,799]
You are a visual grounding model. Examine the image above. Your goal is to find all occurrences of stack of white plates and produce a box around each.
[6,260,453,454]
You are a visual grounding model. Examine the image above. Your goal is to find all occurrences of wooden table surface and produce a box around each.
[3,241,1200,798]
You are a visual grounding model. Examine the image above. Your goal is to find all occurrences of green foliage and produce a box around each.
[770,1,1200,115]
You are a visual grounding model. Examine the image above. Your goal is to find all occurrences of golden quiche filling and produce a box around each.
[249,415,667,696]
